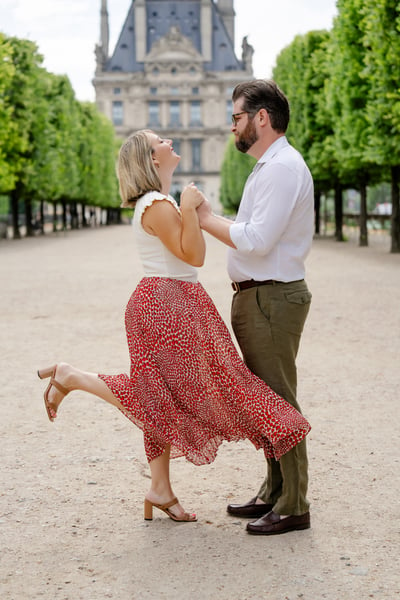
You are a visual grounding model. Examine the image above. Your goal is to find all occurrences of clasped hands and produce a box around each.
[181,182,212,228]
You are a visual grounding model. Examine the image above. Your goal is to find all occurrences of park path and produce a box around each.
[0,225,399,600]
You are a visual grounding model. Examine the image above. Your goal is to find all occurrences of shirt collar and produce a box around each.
[257,135,288,166]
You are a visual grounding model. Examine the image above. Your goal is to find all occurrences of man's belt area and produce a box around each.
[231,279,277,292]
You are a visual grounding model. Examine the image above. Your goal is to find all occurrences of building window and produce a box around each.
[113,87,121,95]
[169,101,180,127]
[191,139,202,171]
[150,87,157,95]
[112,101,123,125]
[190,101,201,126]
[170,87,179,95]
[226,100,233,125]
[148,101,160,127]
[192,87,199,95]
[173,140,181,172]
[170,181,182,204]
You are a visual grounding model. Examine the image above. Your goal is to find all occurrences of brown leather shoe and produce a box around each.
[246,511,310,535]
[227,497,273,518]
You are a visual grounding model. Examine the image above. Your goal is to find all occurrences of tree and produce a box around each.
[77,102,119,217]
[0,33,16,193]
[273,31,339,236]
[0,34,120,238]
[22,72,82,234]
[325,0,386,246]
[361,0,400,252]
[2,37,45,238]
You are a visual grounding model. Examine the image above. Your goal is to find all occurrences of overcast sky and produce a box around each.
[0,0,338,102]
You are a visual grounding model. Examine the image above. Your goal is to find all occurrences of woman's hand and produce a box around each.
[142,191,206,267]
[180,183,206,210]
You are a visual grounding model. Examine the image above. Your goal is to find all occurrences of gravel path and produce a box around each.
[1,225,399,600]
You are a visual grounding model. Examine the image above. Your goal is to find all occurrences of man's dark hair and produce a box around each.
[232,79,290,133]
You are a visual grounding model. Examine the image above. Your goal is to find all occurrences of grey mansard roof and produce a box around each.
[106,0,244,73]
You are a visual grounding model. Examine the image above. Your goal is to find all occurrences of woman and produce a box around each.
[38,130,311,523]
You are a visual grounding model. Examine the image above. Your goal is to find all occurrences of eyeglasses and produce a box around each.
[231,111,248,125]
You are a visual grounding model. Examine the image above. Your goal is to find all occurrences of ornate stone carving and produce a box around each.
[145,26,203,64]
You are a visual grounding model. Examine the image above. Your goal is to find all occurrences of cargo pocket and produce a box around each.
[277,290,312,335]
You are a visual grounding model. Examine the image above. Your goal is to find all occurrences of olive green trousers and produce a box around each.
[231,279,312,516]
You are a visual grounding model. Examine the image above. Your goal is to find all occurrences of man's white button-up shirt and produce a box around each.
[228,136,314,283]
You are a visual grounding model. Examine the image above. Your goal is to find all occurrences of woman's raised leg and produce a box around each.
[38,362,123,420]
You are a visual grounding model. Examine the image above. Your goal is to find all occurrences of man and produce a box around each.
[197,79,314,535]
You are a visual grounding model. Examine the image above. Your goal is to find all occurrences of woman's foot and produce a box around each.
[144,490,197,521]
[38,362,74,421]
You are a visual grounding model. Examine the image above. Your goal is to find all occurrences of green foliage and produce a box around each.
[367,181,391,211]
[271,2,398,204]
[361,0,400,165]
[273,32,326,154]
[273,30,338,192]
[0,36,44,193]
[232,0,400,250]
[0,32,119,215]
[273,30,338,191]
[219,135,256,213]
[78,103,119,207]
[360,0,400,251]
[24,72,81,202]
[324,0,383,186]
[3,1,400,244]
[0,34,16,191]
[0,195,9,216]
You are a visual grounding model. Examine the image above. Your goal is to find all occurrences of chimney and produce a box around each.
[100,0,109,58]
[217,0,235,44]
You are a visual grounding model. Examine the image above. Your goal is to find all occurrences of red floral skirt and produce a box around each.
[99,277,311,465]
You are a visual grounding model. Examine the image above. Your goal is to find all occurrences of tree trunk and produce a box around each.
[334,184,344,241]
[390,165,400,253]
[81,203,88,227]
[39,200,45,235]
[10,187,21,239]
[322,193,329,236]
[70,203,79,229]
[62,199,67,231]
[359,182,368,247]
[53,202,58,232]
[314,190,321,235]
[24,197,34,237]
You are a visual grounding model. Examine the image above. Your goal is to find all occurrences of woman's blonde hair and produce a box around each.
[117,129,162,207]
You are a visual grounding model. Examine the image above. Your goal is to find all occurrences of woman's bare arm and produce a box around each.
[196,199,237,249]
[141,187,206,266]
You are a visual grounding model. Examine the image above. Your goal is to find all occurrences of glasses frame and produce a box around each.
[231,111,248,125]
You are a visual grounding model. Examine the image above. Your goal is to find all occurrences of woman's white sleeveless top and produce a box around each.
[132,191,198,283]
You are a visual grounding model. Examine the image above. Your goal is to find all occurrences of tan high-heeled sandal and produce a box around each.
[37,365,70,422]
[144,497,197,522]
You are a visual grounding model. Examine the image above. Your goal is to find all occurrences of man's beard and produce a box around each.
[235,119,258,154]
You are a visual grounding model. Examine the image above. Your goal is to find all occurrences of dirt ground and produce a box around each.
[1,224,399,600]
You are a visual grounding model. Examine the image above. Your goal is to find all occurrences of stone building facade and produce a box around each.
[93,0,253,209]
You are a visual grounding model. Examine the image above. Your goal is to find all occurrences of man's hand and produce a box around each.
[196,202,236,248]
[196,198,213,227]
